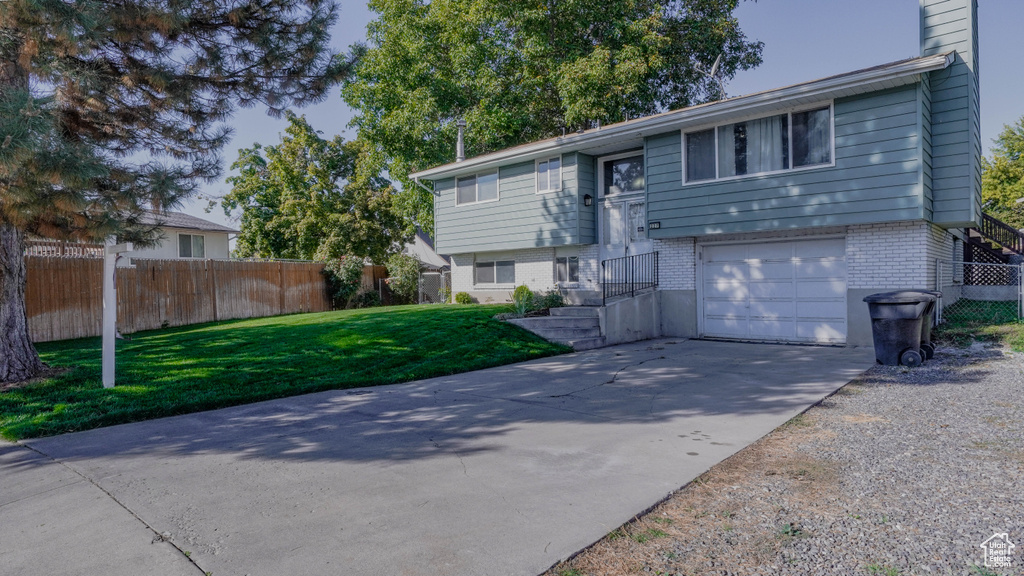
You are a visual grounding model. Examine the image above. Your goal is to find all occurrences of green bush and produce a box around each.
[322,255,365,309]
[455,292,473,304]
[441,285,452,304]
[511,285,534,316]
[512,285,533,302]
[352,289,382,308]
[533,289,566,310]
[385,252,421,303]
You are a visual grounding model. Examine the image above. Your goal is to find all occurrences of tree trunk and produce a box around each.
[0,222,46,383]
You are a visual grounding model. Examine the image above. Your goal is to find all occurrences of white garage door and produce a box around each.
[701,238,847,344]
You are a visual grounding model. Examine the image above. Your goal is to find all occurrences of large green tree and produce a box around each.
[223,113,406,263]
[0,0,350,382]
[343,0,763,232]
[982,117,1024,229]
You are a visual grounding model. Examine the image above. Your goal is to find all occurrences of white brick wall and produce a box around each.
[847,221,954,290]
[653,238,696,290]
[450,248,559,297]
[451,220,956,301]
[450,254,474,294]
[577,244,601,291]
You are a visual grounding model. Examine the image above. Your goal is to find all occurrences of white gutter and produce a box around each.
[409,52,953,181]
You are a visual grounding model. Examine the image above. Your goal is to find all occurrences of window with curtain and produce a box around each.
[717,114,789,177]
[555,256,579,283]
[684,104,833,182]
[456,170,499,205]
[685,129,716,182]
[792,107,831,167]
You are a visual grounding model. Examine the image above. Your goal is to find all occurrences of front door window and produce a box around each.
[599,153,649,260]
[628,201,646,243]
[603,155,645,197]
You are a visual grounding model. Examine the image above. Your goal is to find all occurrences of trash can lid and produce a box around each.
[863,290,936,304]
[905,289,942,298]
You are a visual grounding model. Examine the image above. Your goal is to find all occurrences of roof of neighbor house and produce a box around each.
[405,230,450,270]
[141,210,239,234]
[410,52,954,181]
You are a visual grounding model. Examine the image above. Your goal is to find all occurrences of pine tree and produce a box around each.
[0,0,351,383]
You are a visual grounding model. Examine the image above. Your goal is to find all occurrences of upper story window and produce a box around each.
[602,154,645,197]
[536,156,561,193]
[178,233,205,258]
[456,170,499,205]
[684,104,833,183]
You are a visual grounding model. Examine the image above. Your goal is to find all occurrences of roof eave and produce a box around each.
[409,52,952,181]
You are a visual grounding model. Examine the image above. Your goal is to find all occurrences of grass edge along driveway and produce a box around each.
[1,305,569,440]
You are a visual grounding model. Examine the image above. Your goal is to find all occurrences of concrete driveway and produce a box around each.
[2,339,874,576]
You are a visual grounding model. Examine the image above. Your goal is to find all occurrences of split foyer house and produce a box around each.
[410,0,981,348]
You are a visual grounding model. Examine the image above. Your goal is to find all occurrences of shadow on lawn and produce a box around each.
[12,340,929,468]
[4,305,560,439]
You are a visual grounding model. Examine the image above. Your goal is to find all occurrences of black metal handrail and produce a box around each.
[980,213,1024,255]
[601,251,659,306]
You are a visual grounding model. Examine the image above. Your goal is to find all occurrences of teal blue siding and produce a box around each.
[647,85,926,238]
[576,153,597,244]
[433,155,580,254]
[920,75,934,220]
[922,0,981,227]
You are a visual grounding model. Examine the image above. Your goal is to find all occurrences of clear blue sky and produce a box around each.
[185,0,1024,229]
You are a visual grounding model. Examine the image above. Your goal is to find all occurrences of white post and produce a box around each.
[102,239,132,388]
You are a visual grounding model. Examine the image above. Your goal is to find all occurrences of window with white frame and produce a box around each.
[684,104,833,183]
[178,233,205,258]
[456,170,499,205]
[536,156,561,193]
[475,260,515,285]
[555,256,579,283]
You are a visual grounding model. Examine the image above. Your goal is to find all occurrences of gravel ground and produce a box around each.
[544,343,1024,576]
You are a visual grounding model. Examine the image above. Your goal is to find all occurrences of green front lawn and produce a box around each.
[1,305,569,440]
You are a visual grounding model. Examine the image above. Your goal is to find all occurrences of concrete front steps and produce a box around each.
[507,307,606,351]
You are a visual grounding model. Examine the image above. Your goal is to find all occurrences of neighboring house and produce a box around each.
[405,229,450,271]
[130,210,238,261]
[410,0,980,348]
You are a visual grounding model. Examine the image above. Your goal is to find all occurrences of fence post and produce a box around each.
[1011,264,1019,319]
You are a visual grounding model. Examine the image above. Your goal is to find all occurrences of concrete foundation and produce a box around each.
[658,290,698,338]
[846,289,879,348]
[600,291,661,346]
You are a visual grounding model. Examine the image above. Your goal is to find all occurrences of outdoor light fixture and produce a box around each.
[584,194,593,206]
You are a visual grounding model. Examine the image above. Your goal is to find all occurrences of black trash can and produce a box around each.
[906,290,942,360]
[863,291,936,367]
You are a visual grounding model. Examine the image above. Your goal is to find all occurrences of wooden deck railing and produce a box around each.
[979,213,1024,255]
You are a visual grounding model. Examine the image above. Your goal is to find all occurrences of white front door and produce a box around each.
[598,153,650,262]
[700,238,848,344]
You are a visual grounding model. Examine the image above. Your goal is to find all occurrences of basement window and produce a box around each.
[555,256,579,283]
[475,260,515,285]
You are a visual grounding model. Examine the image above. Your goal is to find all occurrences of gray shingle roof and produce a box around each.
[141,210,238,233]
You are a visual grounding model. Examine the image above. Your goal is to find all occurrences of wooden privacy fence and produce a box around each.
[26,257,331,343]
